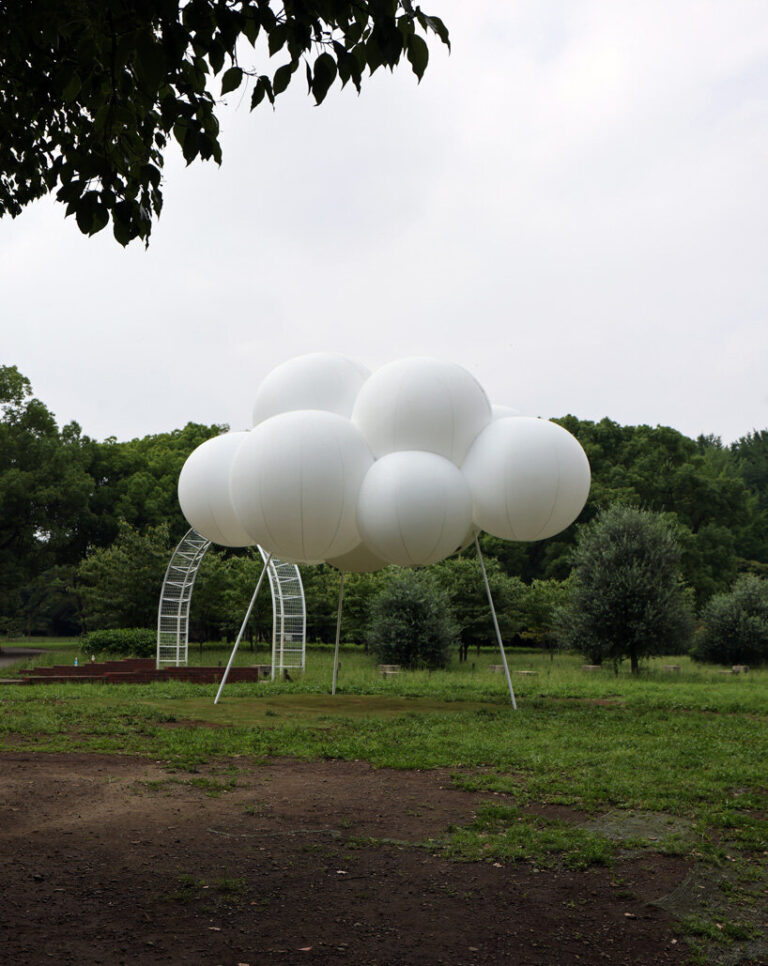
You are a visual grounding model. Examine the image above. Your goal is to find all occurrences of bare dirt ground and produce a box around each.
[0,752,694,965]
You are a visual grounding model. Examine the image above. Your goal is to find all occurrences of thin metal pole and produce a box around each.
[214,554,272,705]
[475,536,517,709]
[331,572,345,696]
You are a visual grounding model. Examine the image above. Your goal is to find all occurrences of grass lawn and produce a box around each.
[2,641,767,962]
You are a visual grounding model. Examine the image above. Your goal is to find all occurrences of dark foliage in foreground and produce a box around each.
[0,0,448,244]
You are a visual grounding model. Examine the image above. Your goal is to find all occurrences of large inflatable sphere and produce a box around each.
[252,352,370,426]
[326,542,388,574]
[351,357,491,466]
[356,451,473,567]
[231,410,374,563]
[462,417,590,541]
[178,432,254,547]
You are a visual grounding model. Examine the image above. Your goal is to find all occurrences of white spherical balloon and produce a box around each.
[326,542,388,574]
[177,432,254,547]
[252,352,370,426]
[491,403,521,419]
[356,451,473,567]
[231,411,373,563]
[351,357,491,465]
[462,417,590,541]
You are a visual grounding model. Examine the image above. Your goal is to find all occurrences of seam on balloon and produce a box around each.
[538,431,560,539]
[504,435,518,541]
[426,477,448,561]
[439,367,456,462]
[326,429,346,555]
[394,468,411,565]
[257,447,278,551]
[299,426,306,561]
[393,365,408,454]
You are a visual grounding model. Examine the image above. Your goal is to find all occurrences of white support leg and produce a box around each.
[331,572,345,696]
[214,554,272,705]
[475,536,517,710]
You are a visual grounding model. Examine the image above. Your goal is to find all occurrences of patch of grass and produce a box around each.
[164,873,246,906]
[681,914,763,945]
[437,802,615,870]
[186,776,236,798]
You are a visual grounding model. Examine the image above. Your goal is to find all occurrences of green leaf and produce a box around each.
[311,52,337,105]
[365,38,383,75]
[220,66,243,95]
[90,203,109,236]
[417,13,451,51]
[267,23,287,56]
[62,71,82,104]
[243,10,260,46]
[75,196,94,235]
[250,78,266,110]
[173,120,188,149]
[406,33,429,80]
[135,33,166,92]
[113,211,133,247]
[207,39,226,75]
[260,76,275,106]
[272,60,297,96]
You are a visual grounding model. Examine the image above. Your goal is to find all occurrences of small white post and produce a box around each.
[331,572,345,696]
[214,554,272,705]
[475,536,517,709]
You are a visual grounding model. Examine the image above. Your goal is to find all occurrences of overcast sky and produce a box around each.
[2,0,766,444]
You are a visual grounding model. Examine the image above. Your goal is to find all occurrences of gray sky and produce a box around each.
[1,0,766,444]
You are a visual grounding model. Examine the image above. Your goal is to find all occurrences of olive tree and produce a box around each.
[557,504,694,673]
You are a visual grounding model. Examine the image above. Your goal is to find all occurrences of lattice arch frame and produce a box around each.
[157,528,306,678]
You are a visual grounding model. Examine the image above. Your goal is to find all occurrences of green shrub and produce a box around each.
[80,627,155,657]
[367,571,459,670]
[692,575,768,666]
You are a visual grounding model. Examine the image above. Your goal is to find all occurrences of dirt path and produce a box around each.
[0,752,692,965]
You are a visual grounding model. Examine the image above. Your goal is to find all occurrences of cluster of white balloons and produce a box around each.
[178,353,591,571]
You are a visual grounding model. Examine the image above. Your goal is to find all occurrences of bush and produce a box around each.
[367,571,459,670]
[692,575,768,666]
[557,504,694,672]
[80,627,155,657]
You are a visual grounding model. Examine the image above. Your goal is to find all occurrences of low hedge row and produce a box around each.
[80,627,155,657]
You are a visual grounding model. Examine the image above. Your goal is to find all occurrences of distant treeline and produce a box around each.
[1,364,767,640]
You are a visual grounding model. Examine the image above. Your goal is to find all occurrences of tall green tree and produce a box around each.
[0,365,94,623]
[86,422,224,545]
[430,555,526,657]
[731,430,768,517]
[0,0,449,245]
[557,504,694,673]
[76,521,172,629]
[529,417,765,605]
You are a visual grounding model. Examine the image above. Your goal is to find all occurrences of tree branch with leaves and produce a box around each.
[0,0,449,245]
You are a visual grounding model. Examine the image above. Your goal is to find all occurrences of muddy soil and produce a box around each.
[0,752,693,965]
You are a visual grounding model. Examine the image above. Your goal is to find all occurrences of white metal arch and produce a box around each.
[156,528,306,676]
